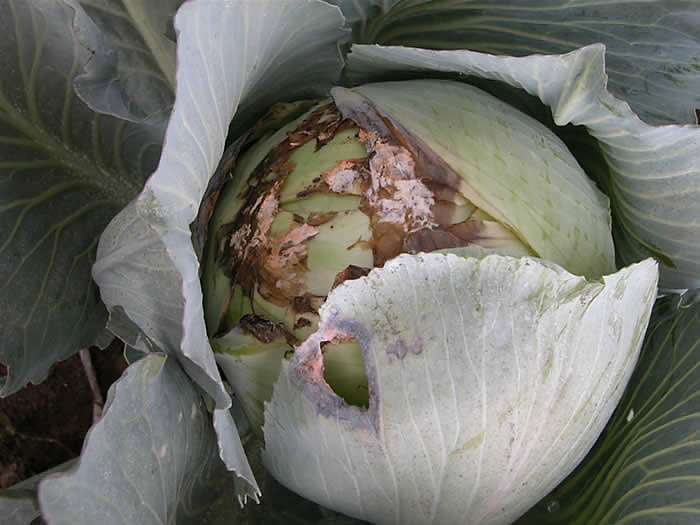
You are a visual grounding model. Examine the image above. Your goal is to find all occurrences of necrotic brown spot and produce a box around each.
[239,314,288,344]
[212,90,500,338]
[213,104,359,333]
[331,265,371,290]
[293,317,313,330]
[333,91,489,267]
[292,295,314,314]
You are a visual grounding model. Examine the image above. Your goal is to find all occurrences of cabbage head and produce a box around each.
[1,1,696,525]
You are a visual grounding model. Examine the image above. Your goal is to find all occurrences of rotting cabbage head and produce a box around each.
[199,78,659,525]
[203,78,618,429]
[82,1,700,524]
[92,45,661,525]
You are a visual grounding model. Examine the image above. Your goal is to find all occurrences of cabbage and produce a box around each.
[2,1,697,524]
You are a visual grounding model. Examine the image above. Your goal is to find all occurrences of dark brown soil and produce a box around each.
[0,341,127,488]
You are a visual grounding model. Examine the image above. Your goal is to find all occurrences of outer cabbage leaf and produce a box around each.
[337,0,700,127]
[263,253,658,525]
[62,0,182,127]
[204,439,370,525]
[344,44,700,291]
[92,0,349,501]
[326,0,394,25]
[518,295,700,524]
[38,353,247,524]
[0,0,159,396]
[0,459,76,525]
[0,489,39,525]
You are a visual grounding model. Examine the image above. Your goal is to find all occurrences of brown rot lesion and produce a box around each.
[202,90,530,410]
[207,93,527,341]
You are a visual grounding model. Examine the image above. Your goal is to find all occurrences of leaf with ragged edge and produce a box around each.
[92,0,349,501]
[0,0,160,396]
[62,0,182,127]
[344,43,700,290]
[341,0,700,127]
[518,295,700,524]
[263,253,658,525]
[38,354,245,525]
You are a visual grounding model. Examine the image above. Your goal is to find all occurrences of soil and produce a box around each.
[0,341,127,488]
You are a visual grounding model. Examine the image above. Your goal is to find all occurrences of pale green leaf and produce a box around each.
[263,252,658,525]
[518,295,700,524]
[214,330,290,434]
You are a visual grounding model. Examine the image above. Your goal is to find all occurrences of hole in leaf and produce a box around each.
[321,338,369,408]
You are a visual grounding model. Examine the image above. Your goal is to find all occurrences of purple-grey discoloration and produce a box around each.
[386,336,424,360]
[288,314,380,436]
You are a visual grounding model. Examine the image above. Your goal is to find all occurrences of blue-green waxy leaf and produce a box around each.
[0,459,76,525]
[62,0,182,127]
[38,354,251,525]
[341,0,700,127]
[92,0,349,502]
[326,0,394,25]
[0,488,39,525]
[344,44,700,290]
[0,0,159,396]
[518,295,700,524]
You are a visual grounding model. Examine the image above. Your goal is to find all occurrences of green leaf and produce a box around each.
[518,295,700,524]
[92,0,350,501]
[0,0,159,396]
[93,203,232,406]
[214,330,290,434]
[206,438,370,525]
[38,353,257,524]
[263,253,657,524]
[344,43,700,290]
[63,0,182,126]
[0,459,76,525]
[347,0,700,127]
[325,0,394,25]
[0,489,39,525]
